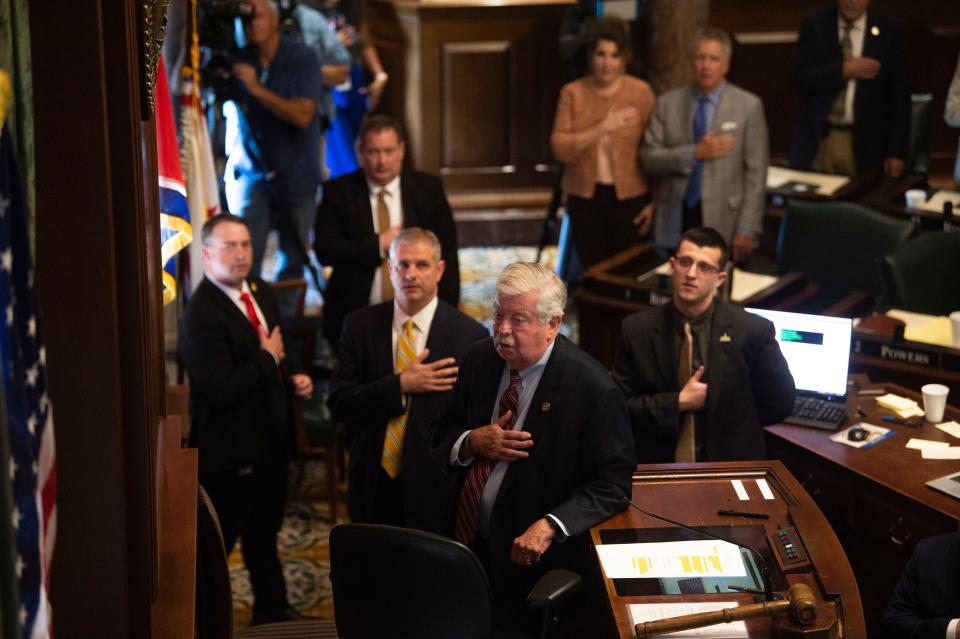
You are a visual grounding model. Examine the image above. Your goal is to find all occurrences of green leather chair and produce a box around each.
[878,231,960,315]
[778,199,915,299]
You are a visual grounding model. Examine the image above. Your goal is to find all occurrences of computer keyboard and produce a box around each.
[784,396,848,431]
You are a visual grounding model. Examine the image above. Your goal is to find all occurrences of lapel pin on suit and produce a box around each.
[719,332,732,343]
[250,281,258,292]
[871,26,879,36]
[541,402,551,412]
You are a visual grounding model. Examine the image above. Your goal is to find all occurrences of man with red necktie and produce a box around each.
[431,262,635,633]
[180,213,313,624]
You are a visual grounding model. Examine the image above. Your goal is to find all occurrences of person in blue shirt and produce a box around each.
[223,0,324,284]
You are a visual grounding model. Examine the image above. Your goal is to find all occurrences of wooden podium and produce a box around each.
[591,461,865,638]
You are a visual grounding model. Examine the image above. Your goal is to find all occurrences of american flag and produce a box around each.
[0,117,56,638]
[156,57,193,305]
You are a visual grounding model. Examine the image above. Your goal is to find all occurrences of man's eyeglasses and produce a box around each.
[674,256,721,275]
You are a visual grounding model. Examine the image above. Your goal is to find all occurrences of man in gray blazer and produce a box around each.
[641,27,768,263]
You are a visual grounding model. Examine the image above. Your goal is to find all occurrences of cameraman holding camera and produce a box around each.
[223,0,324,284]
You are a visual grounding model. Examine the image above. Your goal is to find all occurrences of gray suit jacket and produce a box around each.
[641,82,768,250]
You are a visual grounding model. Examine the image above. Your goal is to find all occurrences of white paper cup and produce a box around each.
[951,311,960,348]
[921,383,950,423]
[905,189,926,208]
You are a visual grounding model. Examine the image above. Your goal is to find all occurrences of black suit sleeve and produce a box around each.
[884,22,911,160]
[551,383,635,536]
[314,179,382,268]
[611,323,680,438]
[327,313,405,424]
[179,301,281,410]
[749,320,796,426]
[790,14,844,96]
[881,543,951,639]
[407,172,460,306]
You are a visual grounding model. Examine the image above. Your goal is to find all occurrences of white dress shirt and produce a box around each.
[367,174,403,305]
[837,12,867,125]
[392,296,438,371]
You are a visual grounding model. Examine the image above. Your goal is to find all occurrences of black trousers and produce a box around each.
[200,461,289,620]
[566,185,651,268]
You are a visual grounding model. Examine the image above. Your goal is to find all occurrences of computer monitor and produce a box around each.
[744,308,852,398]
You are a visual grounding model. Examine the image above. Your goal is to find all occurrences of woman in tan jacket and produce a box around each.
[550,17,655,268]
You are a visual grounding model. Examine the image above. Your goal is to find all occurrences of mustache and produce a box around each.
[494,335,515,347]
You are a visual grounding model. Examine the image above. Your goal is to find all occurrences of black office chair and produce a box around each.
[329,523,582,639]
[778,199,915,300]
[878,231,960,315]
[196,486,340,639]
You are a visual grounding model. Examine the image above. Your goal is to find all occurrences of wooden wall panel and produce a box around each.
[441,41,515,172]
[368,0,569,192]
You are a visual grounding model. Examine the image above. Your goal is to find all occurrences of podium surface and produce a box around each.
[591,461,864,638]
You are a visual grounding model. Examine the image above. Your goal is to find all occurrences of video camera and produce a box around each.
[196,0,304,102]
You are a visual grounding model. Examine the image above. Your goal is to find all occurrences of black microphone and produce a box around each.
[620,496,778,602]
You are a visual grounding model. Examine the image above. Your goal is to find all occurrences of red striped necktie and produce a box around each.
[239,292,262,332]
[454,369,521,544]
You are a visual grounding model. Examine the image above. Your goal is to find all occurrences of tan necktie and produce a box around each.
[828,19,854,124]
[382,319,416,478]
[675,321,696,463]
[377,189,394,301]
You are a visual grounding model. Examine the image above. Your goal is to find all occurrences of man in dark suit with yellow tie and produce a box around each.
[314,115,460,353]
[180,213,313,624]
[612,227,795,464]
[327,228,487,533]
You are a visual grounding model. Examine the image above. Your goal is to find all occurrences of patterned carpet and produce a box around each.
[228,245,565,627]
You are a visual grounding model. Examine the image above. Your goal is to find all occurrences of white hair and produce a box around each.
[494,262,566,323]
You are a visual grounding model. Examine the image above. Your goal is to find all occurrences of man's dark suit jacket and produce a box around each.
[430,335,636,623]
[314,168,460,350]
[327,299,488,533]
[788,6,910,174]
[612,301,795,463]
[882,532,960,639]
[180,277,298,472]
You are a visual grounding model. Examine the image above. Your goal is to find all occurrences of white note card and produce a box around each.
[596,540,747,579]
[906,438,950,451]
[755,478,775,500]
[731,479,749,501]
[629,602,748,638]
[921,447,960,460]
[936,421,960,439]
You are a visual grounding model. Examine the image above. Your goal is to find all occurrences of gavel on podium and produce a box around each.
[635,582,817,638]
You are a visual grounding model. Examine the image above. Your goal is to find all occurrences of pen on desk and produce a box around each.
[717,509,769,519]
[882,415,923,428]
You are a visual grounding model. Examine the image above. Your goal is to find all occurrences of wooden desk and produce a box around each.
[851,317,960,399]
[592,461,864,638]
[765,377,960,637]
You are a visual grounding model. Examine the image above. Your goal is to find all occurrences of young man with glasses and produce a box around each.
[612,227,795,463]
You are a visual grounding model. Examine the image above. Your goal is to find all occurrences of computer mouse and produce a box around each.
[847,427,868,442]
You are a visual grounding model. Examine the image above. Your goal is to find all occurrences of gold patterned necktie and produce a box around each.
[377,189,394,301]
[675,320,696,463]
[382,319,416,478]
[829,19,854,124]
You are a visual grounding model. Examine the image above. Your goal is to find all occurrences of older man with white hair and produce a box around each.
[431,262,636,632]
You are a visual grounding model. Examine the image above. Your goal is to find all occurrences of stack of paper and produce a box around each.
[886,309,955,348]
[876,394,926,419]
